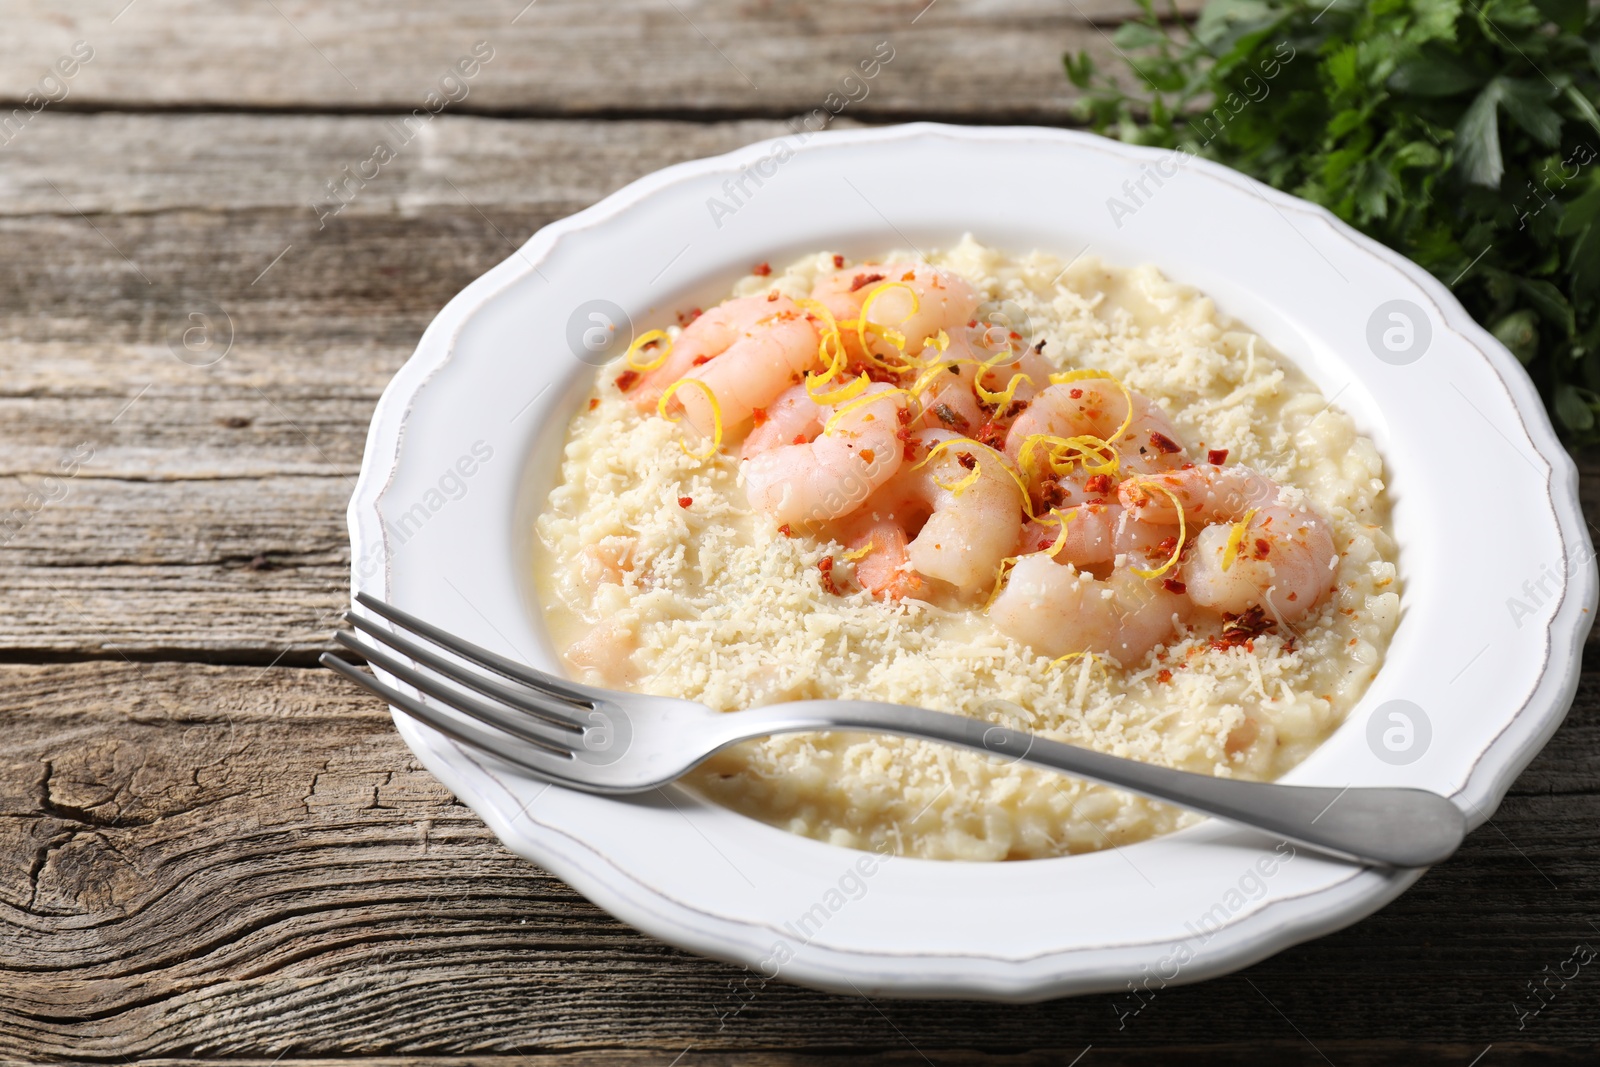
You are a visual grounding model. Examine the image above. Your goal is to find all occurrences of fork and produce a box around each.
[321,592,1465,868]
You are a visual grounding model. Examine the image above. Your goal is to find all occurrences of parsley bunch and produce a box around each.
[1068,0,1600,442]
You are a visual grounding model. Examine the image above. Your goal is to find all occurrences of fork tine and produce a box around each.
[335,631,582,756]
[344,611,587,731]
[354,592,597,707]
[320,653,577,774]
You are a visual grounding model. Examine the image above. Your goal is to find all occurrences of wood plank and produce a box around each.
[0,0,1195,121]
[0,662,1593,1062]
[0,662,1597,1061]
[0,479,349,659]
[0,112,805,218]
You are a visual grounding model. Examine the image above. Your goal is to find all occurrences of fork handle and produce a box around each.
[713,701,1465,868]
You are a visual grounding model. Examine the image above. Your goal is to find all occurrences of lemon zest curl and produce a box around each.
[1221,508,1259,572]
[626,329,674,372]
[1128,482,1187,580]
[656,378,722,460]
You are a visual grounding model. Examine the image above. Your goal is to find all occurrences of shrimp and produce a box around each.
[634,296,820,437]
[907,334,1050,437]
[565,619,637,684]
[745,334,994,460]
[1116,463,1278,524]
[1118,464,1338,623]
[742,383,907,525]
[981,341,1056,405]
[989,553,1190,665]
[810,262,980,359]
[914,370,985,435]
[1182,507,1337,623]
[1019,504,1171,570]
[1005,379,1188,478]
[577,535,636,588]
[742,381,823,459]
[841,516,923,600]
[908,332,987,435]
[672,305,820,436]
[632,295,801,408]
[849,429,1024,596]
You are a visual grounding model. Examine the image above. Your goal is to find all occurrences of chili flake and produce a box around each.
[956,452,977,471]
[818,555,842,595]
[1084,473,1113,495]
[752,261,772,276]
[850,272,886,292]
[1210,606,1275,652]
[778,523,793,537]
[832,254,845,268]
[1150,431,1182,455]
[588,397,600,411]
[615,369,640,392]
[896,425,919,461]
[1162,578,1187,595]
[974,421,1008,450]
[677,496,693,508]
[751,406,768,427]
[1207,448,1229,465]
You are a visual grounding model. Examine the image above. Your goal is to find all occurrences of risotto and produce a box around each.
[533,237,1399,861]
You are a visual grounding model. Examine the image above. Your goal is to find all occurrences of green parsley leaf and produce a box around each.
[1068,0,1600,443]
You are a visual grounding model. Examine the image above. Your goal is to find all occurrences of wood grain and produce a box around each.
[0,662,1596,1063]
[0,0,1199,122]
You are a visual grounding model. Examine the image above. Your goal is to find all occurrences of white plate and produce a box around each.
[347,123,1596,1001]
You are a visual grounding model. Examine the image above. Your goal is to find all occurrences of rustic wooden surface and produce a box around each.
[1,3,1597,1064]
[1,0,1203,121]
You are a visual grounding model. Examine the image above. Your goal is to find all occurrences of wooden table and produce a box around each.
[2,3,1596,1063]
